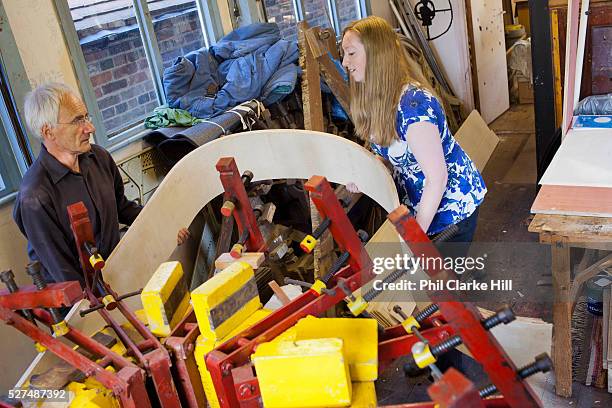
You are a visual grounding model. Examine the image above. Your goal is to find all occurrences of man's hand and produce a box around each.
[177,228,190,245]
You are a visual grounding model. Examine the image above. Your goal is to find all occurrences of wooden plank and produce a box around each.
[551,239,572,397]
[465,0,509,124]
[528,213,612,243]
[298,21,324,132]
[551,9,564,129]
[320,28,339,60]
[214,252,265,270]
[453,110,500,171]
[603,285,610,369]
[573,0,590,110]
[607,285,612,391]
[561,0,580,137]
[317,56,350,116]
[531,184,612,217]
[539,128,612,188]
[268,281,291,306]
[304,26,350,116]
[304,27,326,59]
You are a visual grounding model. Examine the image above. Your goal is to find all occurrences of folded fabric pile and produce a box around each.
[163,23,299,119]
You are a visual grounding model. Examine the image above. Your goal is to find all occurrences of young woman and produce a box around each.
[342,16,486,244]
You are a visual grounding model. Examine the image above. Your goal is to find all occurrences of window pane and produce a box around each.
[303,0,332,29]
[0,123,20,198]
[147,1,206,70]
[264,0,298,40]
[69,0,159,135]
[337,0,360,31]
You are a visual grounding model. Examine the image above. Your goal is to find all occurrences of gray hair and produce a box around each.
[24,82,75,139]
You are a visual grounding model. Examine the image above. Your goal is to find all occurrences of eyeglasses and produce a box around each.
[57,114,93,127]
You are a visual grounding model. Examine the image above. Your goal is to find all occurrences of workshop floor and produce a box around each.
[376,104,612,407]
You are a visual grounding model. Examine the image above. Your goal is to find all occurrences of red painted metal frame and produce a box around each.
[204,174,536,407]
[388,205,542,407]
[216,157,267,253]
[306,175,372,278]
[0,304,151,407]
[34,308,135,370]
[205,175,377,407]
[165,309,207,408]
[0,281,82,309]
[427,368,485,408]
[66,201,182,407]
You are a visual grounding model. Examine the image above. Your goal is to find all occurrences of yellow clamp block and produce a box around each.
[348,296,368,316]
[52,320,70,337]
[191,261,262,341]
[252,338,352,407]
[291,316,379,382]
[89,253,105,269]
[300,235,317,253]
[34,342,47,353]
[401,316,420,334]
[102,295,115,307]
[141,261,191,337]
[310,280,327,295]
[413,344,436,369]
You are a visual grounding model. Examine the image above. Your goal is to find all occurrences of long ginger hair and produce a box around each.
[343,16,433,147]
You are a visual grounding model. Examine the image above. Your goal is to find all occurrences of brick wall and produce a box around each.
[264,0,360,40]
[80,8,205,134]
[264,0,298,40]
[337,0,360,30]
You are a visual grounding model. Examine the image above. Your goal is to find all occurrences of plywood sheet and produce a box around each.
[18,129,400,384]
[453,110,500,171]
[407,0,474,111]
[467,0,510,123]
[531,184,612,217]
[539,128,612,188]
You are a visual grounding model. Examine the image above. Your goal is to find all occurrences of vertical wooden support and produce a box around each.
[551,9,563,129]
[551,238,572,397]
[298,21,324,132]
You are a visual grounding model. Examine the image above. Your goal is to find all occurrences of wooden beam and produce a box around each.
[298,21,324,132]
[303,26,350,117]
[551,238,572,397]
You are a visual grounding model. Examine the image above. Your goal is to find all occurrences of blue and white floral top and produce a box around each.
[371,85,487,235]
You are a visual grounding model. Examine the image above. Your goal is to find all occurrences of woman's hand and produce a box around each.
[177,227,191,245]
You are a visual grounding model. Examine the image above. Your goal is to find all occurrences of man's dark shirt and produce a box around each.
[13,144,142,285]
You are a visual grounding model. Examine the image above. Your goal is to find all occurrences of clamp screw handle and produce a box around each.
[26,262,45,290]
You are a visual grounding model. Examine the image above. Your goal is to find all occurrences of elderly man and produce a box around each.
[13,82,188,285]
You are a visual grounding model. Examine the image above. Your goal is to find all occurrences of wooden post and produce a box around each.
[551,237,572,397]
[298,21,324,132]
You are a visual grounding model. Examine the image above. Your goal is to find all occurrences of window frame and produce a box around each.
[54,0,224,152]
[266,0,367,38]
[0,1,35,204]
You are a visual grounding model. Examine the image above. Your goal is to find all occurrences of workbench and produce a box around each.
[528,213,612,397]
